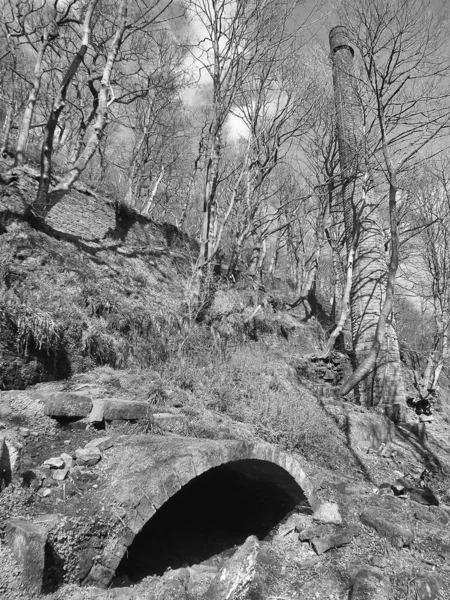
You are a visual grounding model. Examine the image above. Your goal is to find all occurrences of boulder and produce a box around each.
[360,507,414,548]
[75,446,101,466]
[44,392,92,418]
[203,536,263,600]
[350,567,391,600]
[153,567,189,600]
[5,518,47,593]
[88,398,106,424]
[187,565,218,598]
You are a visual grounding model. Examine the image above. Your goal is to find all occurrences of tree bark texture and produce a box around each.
[329,26,406,408]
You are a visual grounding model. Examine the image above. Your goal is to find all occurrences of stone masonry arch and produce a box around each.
[87,435,321,587]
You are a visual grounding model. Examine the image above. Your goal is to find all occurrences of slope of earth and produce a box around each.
[1,168,450,599]
[0,162,195,389]
[1,318,450,599]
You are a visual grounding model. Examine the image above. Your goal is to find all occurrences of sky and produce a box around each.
[179,0,338,139]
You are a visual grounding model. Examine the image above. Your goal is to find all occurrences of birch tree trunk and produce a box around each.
[42,0,128,213]
[33,0,99,217]
[14,29,53,167]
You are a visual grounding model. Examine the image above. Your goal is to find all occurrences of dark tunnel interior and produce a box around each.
[115,458,309,582]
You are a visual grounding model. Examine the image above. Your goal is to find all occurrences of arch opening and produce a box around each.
[114,458,309,583]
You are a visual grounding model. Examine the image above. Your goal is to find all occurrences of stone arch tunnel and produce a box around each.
[87,435,321,587]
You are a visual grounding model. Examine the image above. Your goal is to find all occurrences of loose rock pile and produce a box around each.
[29,436,113,499]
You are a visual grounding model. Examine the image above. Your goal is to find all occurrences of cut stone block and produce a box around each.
[44,392,92,418]
[5,518,47,593]
[83,564,115,588]
[89,398,106,423]
[103,399,148,421]
[152,413,187,431]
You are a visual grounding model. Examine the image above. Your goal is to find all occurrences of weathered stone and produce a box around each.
[5,518,47,593]
[33,514,61,533]
[313,501,342,524]
[19,427,30,438]
[360,508,414,547]
[98,435,319,582]
[406,487,439,506]
[43,392,92,418]
[187,565,218,599]
[153,568,189,600]
[43,457,65,469]
[88,398,105,423]
[152,412,187,431]
[298,524,332,541]
[67,417,90,430]
[85,436,114,452]
[0,434,12,487]
[311,527,358,555]
[391,479,406,495]
[103,399,148,421]
[103,588,137,600]
[0,397,12,419]
[43,477,59,487]
[75,446,101,466]
[204,536,262,600]
[60,452,75,468]
[350,567,391,600]
[83,564,115,588]
[52,467,69,481]
[1,432,22,485]
[39,487,52,497]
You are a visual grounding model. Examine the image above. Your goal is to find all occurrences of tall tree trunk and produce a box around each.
[33,0,99,217]
[1,100,15,157]
[141,166,165,214]
[42,0,127,214]
[14,31,52,167]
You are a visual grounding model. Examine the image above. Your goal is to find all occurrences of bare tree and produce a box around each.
[331,0,450,410]
[186,0,305,294]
